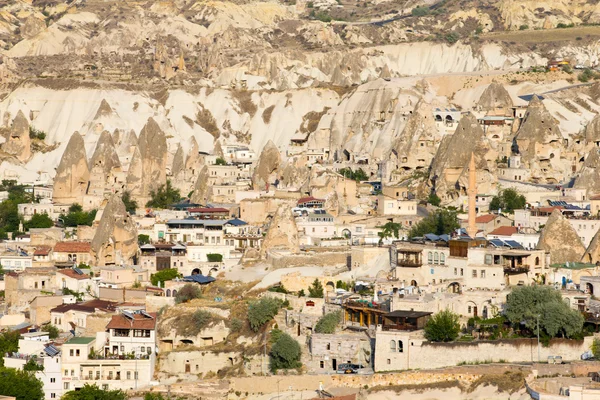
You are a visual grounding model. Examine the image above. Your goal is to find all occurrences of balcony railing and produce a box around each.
[503,264,530,274]
[397,259,422,268]
[382,324,419,332]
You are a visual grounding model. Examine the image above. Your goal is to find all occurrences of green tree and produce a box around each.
[378,222,402,242]
[138,234,150,245]
[424,309,460,342]
[0,330,20,367]
[207,253,223,262]
[61,384,127,400]
[0,367,44,400]
[314,311,342,334]
[409,209,459,238]
[146,180,181,209]
[270,332,302,372]
[150,268,181,286]
[592,338,600,359]
[308,278,324,298]
[121,191,138,214]
[59,205,97,227]
[24,213,53,230]
[0,183,35,239]
[247,297,282,332]
[489,188,526,213]
[44,324,59,339]
[215,157,228,166]
[427,193,441,207]
[505,286,584,338]
[338,167,368,182]
[23,357,44,372]
[174,284,201,304]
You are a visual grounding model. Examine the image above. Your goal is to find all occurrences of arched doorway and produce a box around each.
[166,289,171,297]
[192,268,201,275]
[326,281,335,292]
[587,282,594,295]
[482,305,488,320]
[342,229,351,239]
[448,282,461,294]
[410,280,417,287]
[172,289,178,297]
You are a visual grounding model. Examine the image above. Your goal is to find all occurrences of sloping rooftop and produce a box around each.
[385,310,432,318]
[106,312,157,330]
[65,337,95,345]
[475,214,496,223]
[183,275,216,284]
[57,269,90,280]
[488,226,518,236]
[53,241,91,253]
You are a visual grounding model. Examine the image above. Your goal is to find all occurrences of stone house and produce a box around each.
[52,241,92,267]
[99,265,149,288]
[296,210,336,239]
[104,311,156,358]
[464,214,513,236]
[50,300,117,333]
[139,243,187,274]
[307,332,372,373]
[33,246,53,266]
[0,255,33,272]
[29,295,65,325]
[377,195,418,216]
[4,267,57,310]
[56,268,92,294]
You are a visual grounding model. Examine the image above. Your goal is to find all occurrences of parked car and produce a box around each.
[575,65,586,70]
[336,363,362,374]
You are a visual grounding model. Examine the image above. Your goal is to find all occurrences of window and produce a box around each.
[387,359,391,365]
[454,268,457,275]
[485,254,493,265]
[481,270,486,278]
[71,370,74,376]
[535,257,540,266]
[64,370,68,377]
[127,371,131,380]
[134,372,138,380]
[433,252,439,264]
[398,340,403,353]
[472,270,477,278]
[390,340,396,352]
[88,371,93,380]
[427,252,432,263]
[147,346,152,354]
[76,349,80,357]
[460,268,463,276]
[468,306,472,314]
[69,349,74,357]
[102,385,109,390]
[440,253,445,264]
[108,371,113,379]
[51,394,56,399]
[114,329,130,337]
[96,371,100,379]
[326,343,331,350]
[64,383,70,390]
[134,330,151,337]
[50,378,56,383]
[320,361,324,368]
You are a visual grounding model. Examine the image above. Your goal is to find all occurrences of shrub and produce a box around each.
[146,180,181,209]
[411,6,429,16]
[519,24,528,30]
[308,279,324,298]
[229,318,243,333]
[192,310,212,331]
[122,191,137,214]
[206,253,223,262]
[175,284,201,304]
[29,126,46,140]
[427,193,441,207]
[247,297,282,332]
[314,311,342,334]
[214,157,227,166]
[150,268,181,287]
[445,32,459,44]
[424,309,460,342]
[138,234,150,245]
[44,324,59,339]
[270,333,302,372]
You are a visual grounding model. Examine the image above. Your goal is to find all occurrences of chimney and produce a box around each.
[466,152,478,239]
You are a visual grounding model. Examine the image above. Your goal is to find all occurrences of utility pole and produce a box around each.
[536,314,541,363]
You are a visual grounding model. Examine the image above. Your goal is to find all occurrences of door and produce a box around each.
[185,363,190,373]
[473,306,478,318]
[332,359,337,371]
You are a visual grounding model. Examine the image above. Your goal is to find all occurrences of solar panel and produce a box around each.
[44,345,60,357]
[489,239,506,248]
[505,240,524,249]
[439,234,450,242]
[140,310,154,319]
[73,268,83,275]
[424,234,439,241]
[122,310,134,320]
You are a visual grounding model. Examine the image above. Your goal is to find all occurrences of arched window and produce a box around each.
[390,340,396,352]
[166,289,171,297]
[535,257,540,266]
[398,340,403,353]
[433,252,439,264]
[427,252,433,263]
[440,253,445,264]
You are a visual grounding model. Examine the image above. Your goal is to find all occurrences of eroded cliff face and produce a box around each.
[52,132,90,205]
[537,210,586,264]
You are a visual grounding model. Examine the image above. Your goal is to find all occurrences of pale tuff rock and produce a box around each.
[430,113,497,200]
[88,131,123,197]
[125,146,143,203]
[391,100,441,179]
[252,140,281,190]
[477,82,513,112]
[126,118,167,204]
[3,110,31,163]
[21,15,46,39]
[379,64,392,81]
[91,194,138,267]
[573,148,600,196]
[324,191,341,217]
[190,165,210,205]
[583,228,600,264]
[584,114,600,149]
[514,95,567,184]
[260,203,300,257]
[52,132,90,205]
[94,99,115,120]
[537,209,585,264]
[173,137,204,196]
[213,140,224,158]
[171,144,185,179]
[279,158,310,192]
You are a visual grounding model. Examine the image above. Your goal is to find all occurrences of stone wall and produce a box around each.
[145,294,174,312]
[269,251,349,269]
[158,350,240,376]
[374,329,595,372]
[98,287,147,303]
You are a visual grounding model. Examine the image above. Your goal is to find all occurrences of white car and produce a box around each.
[575,64,586,69]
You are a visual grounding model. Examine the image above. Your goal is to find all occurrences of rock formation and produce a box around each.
[537,210,585,264]
[171,143,185,180]
[52,132,90,205]
[573,148,600,196]
[190,165,210,205]
[583,229,600,264]
[126,118,167,204]
[514,96,567,184]
[429,113,497,201]
[3,111,31,162]
[260,203,300,257]
[252,140,281,190]
[94,99,115,120]
[477,82,513,112]
[91,194,138,266]
[88,131,123,199]
[584,114,600,151]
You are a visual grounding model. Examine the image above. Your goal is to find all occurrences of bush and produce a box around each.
[215,157,227,166]
[411,6,429,16]
[192,310,213,331]
[122,191,137,214]
[29,126,46,140]
[312,10,332,22]
[45,324,59,339]
[270,333,302,372]
[519,24,528,30]
[59,205,96,227]
[314,311,342,334]
[489,188,526,213]
[150,268,181,287]
[206,253,223,262]
[229,318,243,333]
[175,284,201,304]
[0,367,44,400]
[338,167,368,182]
[138,234,150,245]
[409,209,459,238]
[247,297,282,332]
[578,68,599,83]
[445,32,459,44]
[146,180,181,209]
[62,384,127,400]
[24,213,53,230]
[427,193,441,207]
[424,309,460,342]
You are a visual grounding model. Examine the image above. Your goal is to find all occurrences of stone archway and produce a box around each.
[587,282,594,295]
[326,281,335,292]
[448,282,461,294]
[192,268,201,275]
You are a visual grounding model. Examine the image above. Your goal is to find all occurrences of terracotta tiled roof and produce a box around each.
[51,300,117,314]
[298,196,325,205]
[590,195,600,201]
[34,246,51,256]
[488,226,518,236]
[57,269,90,281]
[53,241,91,253]
[475,214,496,223]
[106,312,157,330]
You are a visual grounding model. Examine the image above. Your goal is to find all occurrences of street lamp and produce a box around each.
[536,314,541,363]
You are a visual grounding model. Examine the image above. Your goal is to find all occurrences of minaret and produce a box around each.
[466,152,478,239]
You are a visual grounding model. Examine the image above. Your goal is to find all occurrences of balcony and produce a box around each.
[382,323,419,332]
[503,264,530,274]
[397,259,422,268]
